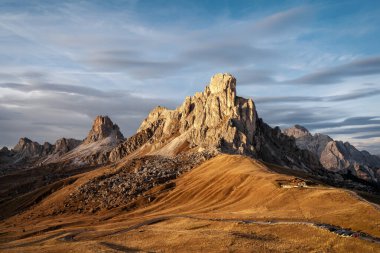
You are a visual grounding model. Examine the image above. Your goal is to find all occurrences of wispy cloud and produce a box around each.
[354,132,380,140]
[287,56,380,85]
[0,82,117,97]
[0,84,178,147]
[325,125,380,135]
[257,104,342,128]
[303,116,380,130]
[250,6,312,35]
[254,87,380,103]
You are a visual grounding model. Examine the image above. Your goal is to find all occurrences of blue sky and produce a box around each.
[1,0,380,153]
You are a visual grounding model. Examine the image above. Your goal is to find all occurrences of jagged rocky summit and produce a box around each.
[0,137,81,170]
[137,73,257,155]
[84,115,124,144]
[110,73,321,174]
[49,115,125,165]
[283,125,380,184]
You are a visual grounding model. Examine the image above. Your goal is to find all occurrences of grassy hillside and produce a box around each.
[1,155,379,252]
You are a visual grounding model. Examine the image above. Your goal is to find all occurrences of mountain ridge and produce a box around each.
[1,73,378,193]
[283,125,380,184]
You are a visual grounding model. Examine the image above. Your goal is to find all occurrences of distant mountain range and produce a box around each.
[283,125,380,185]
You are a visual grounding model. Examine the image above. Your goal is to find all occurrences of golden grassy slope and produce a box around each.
[1,155,379,252]
[130,155,380,234]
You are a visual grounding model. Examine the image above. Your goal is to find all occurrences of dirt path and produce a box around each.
[53,215,380,246]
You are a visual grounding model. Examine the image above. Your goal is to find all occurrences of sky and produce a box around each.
[0,0,380,154]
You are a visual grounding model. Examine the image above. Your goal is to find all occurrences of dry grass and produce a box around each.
[1,155,379,252]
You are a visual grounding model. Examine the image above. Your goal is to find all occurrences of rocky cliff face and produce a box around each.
[84,115,124,144]
[253,121,322,173]
[109,127,157,162]
[52,116,125,165]
[283,125,333,157]
[137,73,257,156]
[283,125,380,184]
[53,138,82,155]
[12,138,51,161]
[282,124,310,139]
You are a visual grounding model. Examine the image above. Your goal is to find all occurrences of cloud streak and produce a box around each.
[0,82,117,97]
[254,87,380,103]
[325,125,380,135]
[0,81,178,147]
[250,6,312,35]
[287,56,380,85]
[302,116,380,130]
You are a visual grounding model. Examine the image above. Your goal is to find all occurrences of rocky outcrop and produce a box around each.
[0,137,82,170]
[12,138,52,162]
[51,116,125,165]
[0,147,10,157]
[53,138,82,155]
[282,124,310,139]
[254,121,322,173]
[0,137,82,173]
[84,115,124,144]
[137,73,257,156]
[283,125,380,184]
[0,147,14,166]
[283,125,333,157]
[13,138,43,157]
[109,127,158,162]
[1,116,124,170]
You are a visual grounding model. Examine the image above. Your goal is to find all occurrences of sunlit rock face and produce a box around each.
[137,73,257,155]
[52,115,125,165]
[84,115,124,144]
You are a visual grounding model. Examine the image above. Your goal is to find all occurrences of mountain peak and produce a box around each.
[207,73,236,95]
[294,124,309,132]
[137,73,257,156]
[13,137,34,151]
[283,125,310,138]
[84,115,124,144]
[53,138,81,154]
[11,137,50,160]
